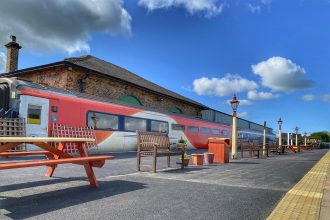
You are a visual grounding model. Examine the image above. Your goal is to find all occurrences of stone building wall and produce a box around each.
[17,65,202,117]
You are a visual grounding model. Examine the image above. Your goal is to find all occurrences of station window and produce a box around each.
[87,112,118,130]
[201,127,211,134]
[124,117,147,132]
[222,130,230,136]
[171,123,185,131]
[212,129,221,135]
[151,120,169,133]
[188,126,199,133]
[27,105,42,124]
[169,107,183,114]
[121,95,142,106]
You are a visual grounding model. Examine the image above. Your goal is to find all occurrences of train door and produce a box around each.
[19,95,49,139]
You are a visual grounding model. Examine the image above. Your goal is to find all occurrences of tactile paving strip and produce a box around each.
[267,151,330,220]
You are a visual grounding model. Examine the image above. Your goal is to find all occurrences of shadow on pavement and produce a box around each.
[230,161,260,165]
[1,179,146,219]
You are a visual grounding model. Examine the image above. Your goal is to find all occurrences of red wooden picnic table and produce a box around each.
[0,137,114,187]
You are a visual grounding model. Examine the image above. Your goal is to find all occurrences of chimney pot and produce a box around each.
[10,35,16,42]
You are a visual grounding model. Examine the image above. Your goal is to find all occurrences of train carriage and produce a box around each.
[0,78,275,152]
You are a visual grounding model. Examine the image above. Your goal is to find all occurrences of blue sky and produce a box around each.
[0,0,329,133]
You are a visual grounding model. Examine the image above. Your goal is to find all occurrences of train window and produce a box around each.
[124,117,147,132]
[171,124,185,131]
[27,105,41,124]
[201,127,211,134]
[212,129,220,135]
[151,120,169,133]
[222,130,230,136]
[87,112,118,130]
[188,126,199,133]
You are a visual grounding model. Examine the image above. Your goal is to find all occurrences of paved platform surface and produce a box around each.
[267,150,330,220]
[0,149,328,220]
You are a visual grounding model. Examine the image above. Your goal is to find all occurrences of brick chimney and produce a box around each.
[4,35,22,72]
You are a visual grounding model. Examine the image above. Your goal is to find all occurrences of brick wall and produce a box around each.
[16,65,202,117]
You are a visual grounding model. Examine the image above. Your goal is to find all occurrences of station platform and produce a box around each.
[268,150,330,220]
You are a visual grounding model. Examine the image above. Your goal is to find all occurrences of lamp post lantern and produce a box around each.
[295,126,299,147]
[278,117,283,153]
[304,131,307,146]
[230,94,240,159]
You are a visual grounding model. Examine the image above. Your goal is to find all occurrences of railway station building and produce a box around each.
[1,36,273,133]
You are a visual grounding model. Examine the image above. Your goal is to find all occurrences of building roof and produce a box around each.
[1,55,207,109]
[65,55,207,108]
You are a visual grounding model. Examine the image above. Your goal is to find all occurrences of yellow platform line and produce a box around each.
[267,150,330,220]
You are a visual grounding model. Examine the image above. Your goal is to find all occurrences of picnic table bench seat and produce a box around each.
[0,155,114,170]
[137,131,184,173]
[0,151,51,157]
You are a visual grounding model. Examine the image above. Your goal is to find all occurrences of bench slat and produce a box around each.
[0,151,50,157]
[0,156,114,170]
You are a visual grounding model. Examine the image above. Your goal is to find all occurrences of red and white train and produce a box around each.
[0,78,240,152]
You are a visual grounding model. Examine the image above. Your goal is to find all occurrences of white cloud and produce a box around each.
[0,0,131,54]
[261,0,272,5]
[0,52,5,73]
[138,0,224,18]
[252,57,313,92]
[247,90,279,100]
[227,99,253,106]
[246,3,260,13]
[301,94,315,101]
[193,74,258,96]
[322,94,330,103]
[238,111,249,118]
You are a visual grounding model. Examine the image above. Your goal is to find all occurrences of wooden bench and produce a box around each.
[240,141,259,158]
[137,131,184,173]
[267,143,280,155]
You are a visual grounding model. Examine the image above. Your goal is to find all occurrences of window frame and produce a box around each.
[171,123,185,131]
[27,104,42,125]
[86,111,120,131]
[124,116,148,132]
[211,129,221,135]
[201,127,211,134]
[188,126,199,133]
[150,119,169,133]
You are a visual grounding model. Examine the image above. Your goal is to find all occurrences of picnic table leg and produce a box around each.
[137,151,141,171]
[153,151,157,173]
[77,143,98,188]
[45,143,64,177]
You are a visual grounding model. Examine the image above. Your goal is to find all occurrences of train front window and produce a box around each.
[27,105,41,124]
[151,120,169,133]
[124,117,147,132]
[87,112,118,130]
